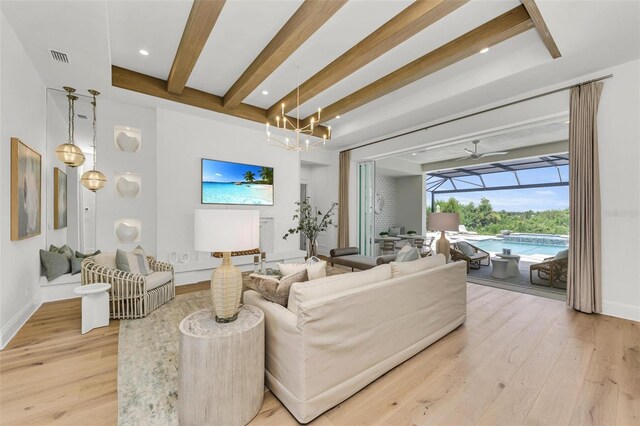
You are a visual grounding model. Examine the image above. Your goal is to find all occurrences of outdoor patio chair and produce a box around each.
[415,236,434,256]
[458,225,478,235]
[529,249,569,288]
[451,241,490,272]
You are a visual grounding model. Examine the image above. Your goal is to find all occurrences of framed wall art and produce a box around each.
[11,137,42,240]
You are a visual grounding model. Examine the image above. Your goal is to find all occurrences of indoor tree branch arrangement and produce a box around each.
[283,197,338,258]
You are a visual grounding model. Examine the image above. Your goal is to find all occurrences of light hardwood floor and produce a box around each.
[1,283,638,425]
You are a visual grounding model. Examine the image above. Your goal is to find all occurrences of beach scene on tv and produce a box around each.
[202,159,274,205]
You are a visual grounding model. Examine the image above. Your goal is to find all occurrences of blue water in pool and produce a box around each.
[202,182,273,205]
[473,239,567,256]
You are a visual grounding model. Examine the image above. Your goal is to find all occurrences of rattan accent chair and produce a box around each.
[451,241,490,272]
[81,254,175,319]
[529,253,568,287]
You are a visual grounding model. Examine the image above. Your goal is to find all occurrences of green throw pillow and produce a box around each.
[116,246,151,275]
[70,256,83,275]
[57,245,74,259]
[40,249,71,281]
[75,250,101,259]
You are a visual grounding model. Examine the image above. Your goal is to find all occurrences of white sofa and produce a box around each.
[244,255,467,423]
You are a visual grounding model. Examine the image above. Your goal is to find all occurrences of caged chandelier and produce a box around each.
[266,65,331,151]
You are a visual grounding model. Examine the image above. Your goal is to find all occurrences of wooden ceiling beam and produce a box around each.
[222,0,347,109]
[167,0,226,94]
[112,66,329,138]
[521,0,561,58]
[268,0,469,120]
[307,5,534,125]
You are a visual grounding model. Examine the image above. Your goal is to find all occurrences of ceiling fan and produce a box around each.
[455,140,509,161]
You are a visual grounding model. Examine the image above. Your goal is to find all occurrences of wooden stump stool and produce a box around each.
[179,305,264,426]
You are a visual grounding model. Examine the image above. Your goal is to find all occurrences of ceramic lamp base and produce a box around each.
[436,231,451,262]
[211,252,243,323]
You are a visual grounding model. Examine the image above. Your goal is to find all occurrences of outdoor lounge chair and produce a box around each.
[458,225,478,235]
[451,241,490,272]
[529,249,569,288]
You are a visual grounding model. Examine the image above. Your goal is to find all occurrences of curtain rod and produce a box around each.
[340,74,613,154]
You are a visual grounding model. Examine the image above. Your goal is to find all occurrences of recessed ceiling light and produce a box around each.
[335,115,341,119]
[411,153,417,156]
[261,90,269,95]
[564,120,570,124]
[480,47,490,54]
[139,49,149,56]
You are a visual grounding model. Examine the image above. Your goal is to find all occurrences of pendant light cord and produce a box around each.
[67,93,74,143]
[91,93,97,170]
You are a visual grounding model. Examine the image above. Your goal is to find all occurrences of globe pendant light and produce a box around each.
[81,90,107,192]
[55,86,85,167]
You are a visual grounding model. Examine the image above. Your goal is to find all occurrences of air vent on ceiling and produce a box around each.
[48,49,69,63]
[77,114,88,120]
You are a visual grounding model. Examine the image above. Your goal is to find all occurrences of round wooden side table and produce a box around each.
[178,305,264,426]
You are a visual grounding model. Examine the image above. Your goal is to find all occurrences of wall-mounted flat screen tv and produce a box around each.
[201,158,274,205]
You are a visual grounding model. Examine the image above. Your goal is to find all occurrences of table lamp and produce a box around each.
[194,209,260,323]
[427,212,460,262]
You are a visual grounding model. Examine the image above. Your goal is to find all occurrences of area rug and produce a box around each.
[118,267,347,425]
[466,260,566,301]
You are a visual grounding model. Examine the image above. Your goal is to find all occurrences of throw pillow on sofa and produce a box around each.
[248,269,308,307]
[395,245,420,262]
[76,249,101,258]
[278,260,327,281]
[116,246,151,275]
[288,264,392,313]
[390,253,446,277]
[40,249,72,281]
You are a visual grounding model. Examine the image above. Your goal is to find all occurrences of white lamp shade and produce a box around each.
[427,212,460,232]
[194,209,260,252]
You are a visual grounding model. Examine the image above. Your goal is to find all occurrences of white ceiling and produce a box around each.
[376,116,569,176]
[395,118,569,165]
[2,0,639,151]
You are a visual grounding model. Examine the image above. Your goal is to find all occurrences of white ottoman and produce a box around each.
[73,283,111,334]
[491,258,510,279]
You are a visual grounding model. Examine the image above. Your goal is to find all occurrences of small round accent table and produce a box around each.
[73,283,111,334]
[491,258,510,279]
[496,253,521,277]
[178,305,264,426]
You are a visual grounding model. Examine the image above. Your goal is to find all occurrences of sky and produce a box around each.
[202,159,269,183]
[429,166,569,212]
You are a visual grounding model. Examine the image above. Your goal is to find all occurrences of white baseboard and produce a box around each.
[602,300,640,322]
[1,298,42,350]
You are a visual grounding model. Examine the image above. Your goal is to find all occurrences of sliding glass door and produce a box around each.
[358,161,376,256]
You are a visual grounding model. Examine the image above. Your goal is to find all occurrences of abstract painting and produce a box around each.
[54,167,67,229]
[11,138,41,240]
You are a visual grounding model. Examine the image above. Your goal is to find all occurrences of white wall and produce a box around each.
[397,175,426,236]
[596,59,640,321]
[95,99,157,255]
[0,12,46,347]
[374,175,399,235]
[156,108,302,264]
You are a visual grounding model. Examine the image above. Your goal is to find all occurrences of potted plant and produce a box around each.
[407,230,417,235]
[283,197,338,258]
[379,231,389,237]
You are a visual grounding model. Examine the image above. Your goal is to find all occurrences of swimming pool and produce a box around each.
[472,239,567,257]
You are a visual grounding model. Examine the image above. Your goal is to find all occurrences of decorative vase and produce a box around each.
[211,252,242,323]
[307,239,318,258]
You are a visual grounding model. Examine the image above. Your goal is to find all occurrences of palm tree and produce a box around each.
[243,171,255,183]
[259,167,273,184]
